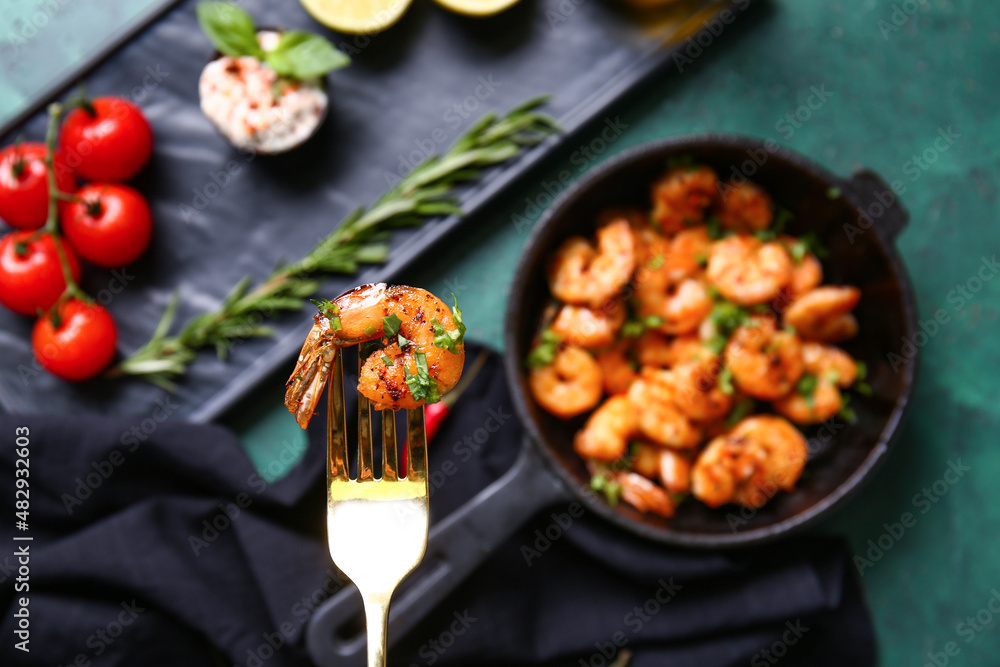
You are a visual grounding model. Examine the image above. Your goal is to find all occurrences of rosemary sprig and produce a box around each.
[111,97,558,388]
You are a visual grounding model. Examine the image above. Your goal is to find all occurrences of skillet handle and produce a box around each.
[306,437,571,667]
[840,169,910,244]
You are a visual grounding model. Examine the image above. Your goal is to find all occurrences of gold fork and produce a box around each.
[325,341,429,667]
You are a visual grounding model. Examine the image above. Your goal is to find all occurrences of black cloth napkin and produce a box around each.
[0,343,875,666]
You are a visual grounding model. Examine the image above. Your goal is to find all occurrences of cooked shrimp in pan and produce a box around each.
[548,218,636,308]
[617,471,677,518]
[634,276,713,335]
[715,179,773,233]
[773,342,858,424]
[530,346,603,419]
[691,415,808,508]
[526,162,868,517]
[285,283,466,427]
[627,369,702,449]
[594,340,638,395]
[650,166,719,233]
[550,299,626,349]
[725,314,804,401]
[574,395,636,461]
[707,234,793,306]
[784,286,860,342]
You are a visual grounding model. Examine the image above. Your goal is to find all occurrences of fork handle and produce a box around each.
[307,438,571,666]
[362,595,389,667]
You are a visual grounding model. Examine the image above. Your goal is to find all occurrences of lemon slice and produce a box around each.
[299,0,413,34]
[434,0,522,17]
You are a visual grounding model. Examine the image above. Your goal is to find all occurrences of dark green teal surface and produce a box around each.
[4,0,999,664]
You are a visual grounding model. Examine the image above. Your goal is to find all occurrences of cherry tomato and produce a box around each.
[0,231,81,316]
[0,143,75,229]
[62,183,153,267]
[60,97,153,181]
[32,298,117,381]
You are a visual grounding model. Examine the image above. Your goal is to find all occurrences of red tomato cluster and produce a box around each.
[0,96,154,381]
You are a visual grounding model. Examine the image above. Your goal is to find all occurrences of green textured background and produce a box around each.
[2,0,999,664]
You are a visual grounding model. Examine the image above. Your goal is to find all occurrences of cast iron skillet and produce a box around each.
[307,135,919,666]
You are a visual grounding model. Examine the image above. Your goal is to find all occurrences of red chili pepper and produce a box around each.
[424,400,451,443]
[404,351,490,457]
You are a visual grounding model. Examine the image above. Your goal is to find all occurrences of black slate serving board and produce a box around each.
[0,0,756,421]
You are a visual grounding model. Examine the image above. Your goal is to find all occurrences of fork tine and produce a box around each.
[382,410,399,481]
[406,407,427,481]
[356,342,379,482]
[327,348,348,481]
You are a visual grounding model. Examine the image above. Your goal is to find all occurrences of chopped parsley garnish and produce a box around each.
[589,469,622,506]
[694,252,708,267]
[838,393,858,423]
[526,329,561,368]
[665,155,694,171]
[710,301,750,337]
[718,366,735,395]
[311,299,342,330]
[796,373,818,407]
[381,355,393,367]
[404,351,441,404]
[431,295,467,354]
[610,442,640,472]
[853,360,873,396]
[725,397,755,428]
[706,334,728,355]
[364,325,377,337]
[647,255,665,270]
[800,231,829,259]
[397,333,411,348]
[706,216,726,240]
[773,207,793,234]
[786,239,808,263]
[383,314,402,338]
[825,370,841,385]
[621,319,646,338]
[753,207,793,242]
[644,315,664,328]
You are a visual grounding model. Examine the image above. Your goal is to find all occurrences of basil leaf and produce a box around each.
[197,2,264,59]
[718,366,735,395]
[383,314,402,338]
[403,352,442,404]
[526,330,561,368]
[265,31,349,80]
[431,295,467,354]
